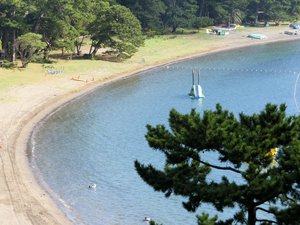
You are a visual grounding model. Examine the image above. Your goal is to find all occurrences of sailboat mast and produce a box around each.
[192,69,195,85]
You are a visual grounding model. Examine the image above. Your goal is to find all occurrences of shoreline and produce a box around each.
[2,29,300,224]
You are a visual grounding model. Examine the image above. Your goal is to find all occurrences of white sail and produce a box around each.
[196,70,205,98]
[197,84,205,98]
[193,85,197,97]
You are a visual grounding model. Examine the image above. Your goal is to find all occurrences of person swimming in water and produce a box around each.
[88,183,96,189]
[143,217,151,223]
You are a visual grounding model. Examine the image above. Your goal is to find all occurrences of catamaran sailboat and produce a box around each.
[189,70,205,99]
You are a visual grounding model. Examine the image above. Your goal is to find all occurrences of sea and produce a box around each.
[28,40,300,225]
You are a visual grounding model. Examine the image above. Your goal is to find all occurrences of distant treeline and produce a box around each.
[0,0,299,66]
[116,0,300,32]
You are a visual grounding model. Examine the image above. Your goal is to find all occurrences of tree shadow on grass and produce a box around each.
[48,52,123,62]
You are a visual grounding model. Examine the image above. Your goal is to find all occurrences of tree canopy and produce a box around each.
[15,32,46,67]
[117,0,300,31]
[135,104,300,225]
[115,0,167,32]
[0,0,299,65]
[0,0,144,65]
[88,4,144,59]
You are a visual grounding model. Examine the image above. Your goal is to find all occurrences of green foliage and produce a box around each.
[149,220,163,225]
[54,39,75,55]
[0,60,16,69]
[25,0,89,57]
[272,204,300,225]
[88,4,144,59]
[135,104,300,225]
[115,0,167,32]
[0,0,33,61]
[15,32,46,67]
[163,0,198,32]
[1,0,300,64]
[197,213,218,225]
[193,17,214,29]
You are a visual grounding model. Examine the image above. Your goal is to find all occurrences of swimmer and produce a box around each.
[143,217,151,223]
[88,183,96,189]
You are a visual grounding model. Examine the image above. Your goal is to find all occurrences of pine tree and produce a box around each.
[116,0,166,32]
[135,104,300,224]
[0,0,29,62]
[15,32,46,67]
[162,0,198,32]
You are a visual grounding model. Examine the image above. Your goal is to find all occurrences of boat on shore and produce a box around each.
[247,34,267,39]
[284,30,298,35]
[71,75,94,83]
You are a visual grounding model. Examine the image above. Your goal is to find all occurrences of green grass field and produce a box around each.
[0,26,289,93]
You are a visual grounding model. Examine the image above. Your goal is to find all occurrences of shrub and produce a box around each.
[193,17,215,29]
[0,60,17,69]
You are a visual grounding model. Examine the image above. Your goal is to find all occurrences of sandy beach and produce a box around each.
[1,27,300,225]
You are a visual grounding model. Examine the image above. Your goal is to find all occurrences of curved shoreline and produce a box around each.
[2,30,300,224]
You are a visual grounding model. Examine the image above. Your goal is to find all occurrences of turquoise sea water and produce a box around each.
[29,41,300,225]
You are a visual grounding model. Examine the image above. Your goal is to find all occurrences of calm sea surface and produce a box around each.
[29,41,300,225]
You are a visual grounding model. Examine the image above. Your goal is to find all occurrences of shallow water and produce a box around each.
[29,41,300,225]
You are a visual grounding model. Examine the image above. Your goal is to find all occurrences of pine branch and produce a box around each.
[256,219,278,224]
[256,207,272,214]
[254,193,280,207]
[284,194,297,203]
[198,159,242,174]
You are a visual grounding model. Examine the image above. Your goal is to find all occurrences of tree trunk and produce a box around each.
[75,36,85,56]
[11,9,16,62]
[89,40,101,57]
[255,8,259,24]
[248,207,256,225]
[43,48,50,60]
[33,14,44,33]
[91,47,99,58]
[88,43,93,55]
[199,0,205,17]
[11,29,16,62]
[75,41,80,55]
[255,14,258,24]
[2,30,9,61]
[22,61,29,68]
[43,42,52,60]
[17,49,26,68]
[172,25,177,33]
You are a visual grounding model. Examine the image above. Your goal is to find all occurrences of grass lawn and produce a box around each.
[0,26,289,93]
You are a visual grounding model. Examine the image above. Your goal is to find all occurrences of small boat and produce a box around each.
[71,75,94,83]
[189,70,205,99]
[71,75,87,82]
[284,30,298,35]
[247,34,267,39]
